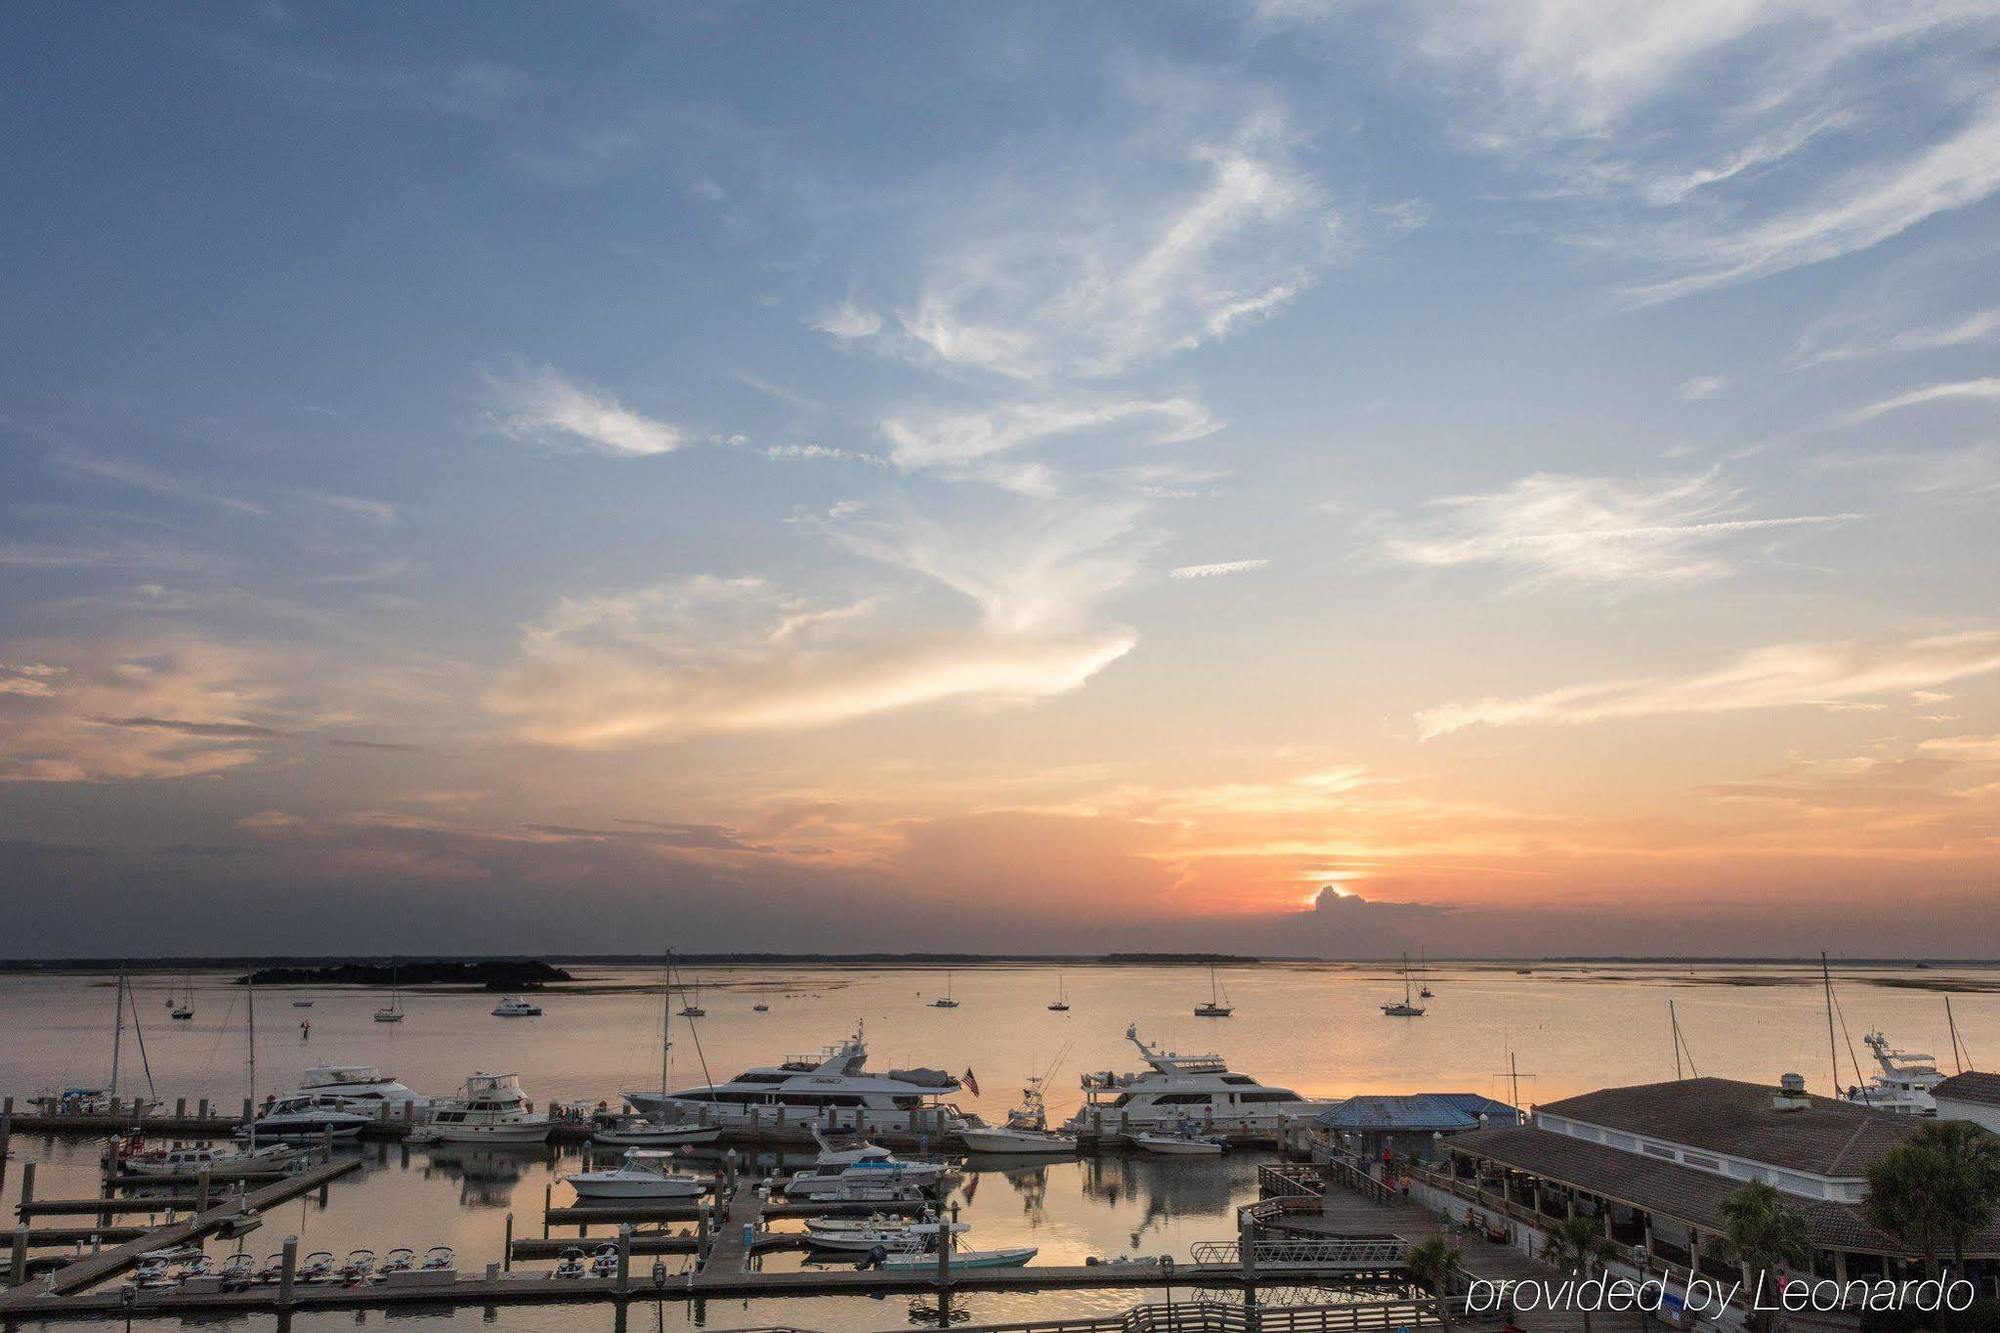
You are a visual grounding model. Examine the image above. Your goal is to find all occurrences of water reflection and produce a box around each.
[418,1142,552,1208]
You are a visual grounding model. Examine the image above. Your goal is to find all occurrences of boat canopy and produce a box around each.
[887,1067,958,1089]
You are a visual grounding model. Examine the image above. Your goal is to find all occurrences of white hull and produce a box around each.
[786,1167,949,1198]
[430,1120,550,1145]
[625,1095,963,1137]
[883,1246,1036,1269]
[960,1127,1076,1155]
[126,1146,297,1179]
[1132,1132,1223,1155]
[567,1175,706,1201]
[593,1123,724,1148]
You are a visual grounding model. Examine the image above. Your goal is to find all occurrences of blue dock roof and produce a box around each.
[1313,1093,1521,1132]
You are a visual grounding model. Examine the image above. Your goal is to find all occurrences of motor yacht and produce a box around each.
[1065,1025,1336,1137]
[293,1064,428,1113]
[491,996,542,1017]
[564,1149,709,1201]
[784,1129,955,1198]
[239,1094,373,1141]
[426,1072,552,1144]
[623,1024,975,1136]
[1845,1032,1944,1115]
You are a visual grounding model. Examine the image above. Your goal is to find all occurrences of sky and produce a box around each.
[2,1,1999,959]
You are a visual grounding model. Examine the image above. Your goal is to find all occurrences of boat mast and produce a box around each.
[109,966,126,1103]
[246,970,258,1151]
[1671,1000,1682,1080]
[660,949,672,1113]
[1947,996,1972,1073]
[1820,952,1841,1098]
[1403,953,1414,1007]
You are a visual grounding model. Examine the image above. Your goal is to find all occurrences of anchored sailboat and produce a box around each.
[1194,965,1232,1018]
[1381,952,1425,1017]
[374,959,405,1023]
[931,970,960,1009]
[1048,974,1070,1012]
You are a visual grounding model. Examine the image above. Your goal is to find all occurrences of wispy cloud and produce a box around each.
[1382,470,1859,587]
[1418,629,2000,739]
[879,395,1219,491]
[1792,306,2000,368]
[54,451,269,517]
[491,368,683,457]
[1850,377,2000,421]
[1170,559,1269,580]
[1678,376,1727,401]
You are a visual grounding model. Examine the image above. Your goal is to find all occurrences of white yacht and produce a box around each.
[294,1064,428,1113]
[564,1149,708,1201]
[124,1141,298,1178]
[1846,1032,1944,1115]
[784,1130,955,1198]
[491,996,542,1017]
[1064,1025,1336,1136]
[426,1072,552,1144]
[623,1025,974,1135]
[240,1093,374,1141]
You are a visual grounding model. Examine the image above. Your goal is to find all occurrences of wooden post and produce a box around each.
[936,1203,954,1289]
[277,1235,298,1308]
[0,1096,9,1190]
[175,1097,186,1119]
[696,1204,711,1266]
[197,1168,212,1214]
[19,1160,37,1210]
[503,1212,514,1271]
[241,1097,252,1122]
[543,1183,552,1237]
[9,1225,26,1286]
[197,1097,210,1121]
[617,1222,632,1292]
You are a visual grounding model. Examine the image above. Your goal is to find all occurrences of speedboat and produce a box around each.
[959,1076,1076,1155]
[564,1149,708,1201]
[296,1251,336,1283]
[1066,1026,1336,1137]
[336,1249,376,1284]
[238,1094,373,1141]
[294,1064,428,1113]
[552,1248,587,1279]
[1846,1032,1944,1115]
[1132,1129,1224,1155]
[590,1244,620,1279]
[623,1024,975,1136]
[124,1142,298,1178]
[425,1072,552,1144]
[807,1211,957,1252]
[785,1129,955,1198]
[491,996,542,1017]
[881,1225,1035,1269]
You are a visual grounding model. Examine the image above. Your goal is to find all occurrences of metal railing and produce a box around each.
[948,1298,1444,1333]
[1188,1238,1407,1267]
[1258,1165,1325,1200]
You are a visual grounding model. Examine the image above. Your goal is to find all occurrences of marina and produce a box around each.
[3,958,1999,1331]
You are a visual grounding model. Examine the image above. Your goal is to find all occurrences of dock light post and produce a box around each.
[1162,1254,1175,1324]
[121,1283,135,1333]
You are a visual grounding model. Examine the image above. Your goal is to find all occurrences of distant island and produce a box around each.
[236,960,573,991]
[1097,953,1261,965]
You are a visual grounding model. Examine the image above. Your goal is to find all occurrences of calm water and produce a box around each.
[1,960,1992,1330]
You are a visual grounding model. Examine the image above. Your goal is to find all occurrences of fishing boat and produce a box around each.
[1381,952,1426,1017]
[959,1075,1076,1155]
[785,1129,955,1198]
[1066,1025,1334,1136]
[564,1149,708,1201]
[1845,1032,1944,1115]
[623,1023,975,1136]
[374,961,405,1023]
[490,996,542,1017]
[1193,966,1232,1018]
[930,971,959,1009]
[1132,1128,1225,1155]
[1047,975,1070,1012]
[426,1072,552,1144]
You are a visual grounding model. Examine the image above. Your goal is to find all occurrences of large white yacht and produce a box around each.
[622,1025,974,1135]
[294,1065,429,1113]
[1845,1032,1944,1116]
[1064,1025,1337,1136]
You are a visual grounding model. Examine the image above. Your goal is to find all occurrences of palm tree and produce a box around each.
[1404,1234,1460,1332]
[1720,1182,1811,1333]
[1867,1120,2000,1278]
[1541,1213,1620,1333]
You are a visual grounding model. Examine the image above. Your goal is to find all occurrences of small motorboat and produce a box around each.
[170,1005,194,1022]
[807,1212,957,1252]
[420,1245,455,1272]
[1132,1130,1224,1155]
[291,998,314,1008]
[565,1149,708,1201]
[592,1118,724,1149]
[296,1250,336,1283]
[552,1247,587,1279]
[753,1001,770,1012]
[336,1249,376,1284]
[378,1247,416,1277]
[785,1130,954,1198]
[254,1252,287,1283]
[217,1253,257,1290]
[882,1244,1036,1269]
[491,996,543,1017]
[589,1244,620,1279]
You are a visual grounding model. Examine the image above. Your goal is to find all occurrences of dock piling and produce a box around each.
[9,1225,25,1286]
[277,1235,297,1309]
[503,1213,513,1272]
[617,1223,632,1293]
[19,1161,36,1212]
[196,1169,211,1214]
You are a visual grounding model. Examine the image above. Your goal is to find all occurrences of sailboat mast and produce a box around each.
[1670,1000,1682,1080]
[660,949,672,1109]
[246,971,258,1151]
[1821,952,1841,1098]
[109,967,126,1102]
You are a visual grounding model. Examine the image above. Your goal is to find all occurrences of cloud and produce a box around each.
[1418,629,2000,738]
[1850,377,2000,421]
[54,451,270,517]
[491,368,683,456]
[1917,734,2000,763]
[834,113,1333,380]
[878,395,1219,487]
[809,302,884,341]
[1678,376,1727,401]
[1792,306,2000,368]
[1170,559,1270,580]
[1381,469,1859,587]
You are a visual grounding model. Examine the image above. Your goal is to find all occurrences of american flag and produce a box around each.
[963,1068,980,1097]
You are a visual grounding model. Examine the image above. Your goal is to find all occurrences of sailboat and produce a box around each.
[374,959,406,1023]
[931,970,960,1008]
[1418,949,1434,1000]
[81,967,160,1115]
[1047,974,1070,1012]
[599,951,723,1148]
[1194,966,1232,1018]
[1381,952,1425,1017]
[677,976,705,1019]
[148,972,296,1175]
[170,971,195,1021]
